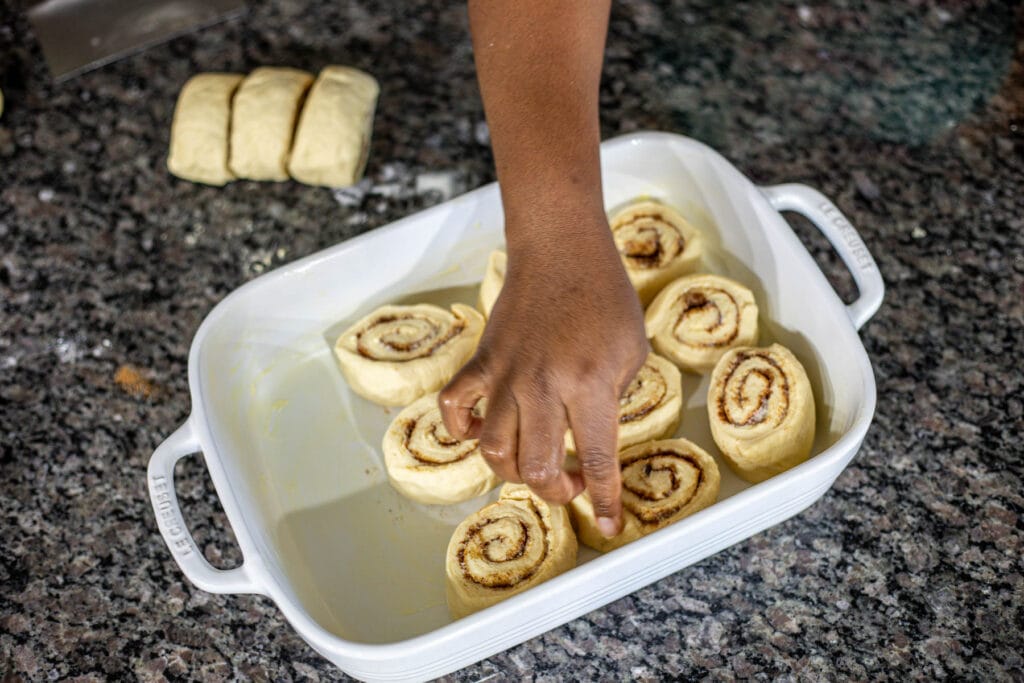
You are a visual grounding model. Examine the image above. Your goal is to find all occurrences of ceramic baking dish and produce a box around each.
[148,131,883,682]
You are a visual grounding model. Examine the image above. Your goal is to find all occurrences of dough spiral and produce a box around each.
[445,484,577,618]
[644,273,759,373]
[565,353,682,453]
[570,438,720,552]
[708,344,816,483]
[382,393,499,505]
[610,201,703,305]
[334,303,484,406]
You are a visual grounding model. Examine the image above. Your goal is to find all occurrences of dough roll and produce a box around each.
[446,484,577,619]
[288,66,380,188]
[477,249,507,318]
[707,344,816,483]
[334,303,484,406]
[570,438,720,553]
[644,273,759,373]
[382,393,499,505]
[229,67,314,181]
[167,73,244,185]
[565,352,682,453]
[609,201,703,305]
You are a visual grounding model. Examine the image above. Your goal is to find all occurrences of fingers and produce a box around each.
[438,361,488,440]
[477,387,522,483]
[517,391,582,505]
[567,387,623,537]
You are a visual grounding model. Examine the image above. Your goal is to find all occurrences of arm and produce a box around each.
[439,0,649,537]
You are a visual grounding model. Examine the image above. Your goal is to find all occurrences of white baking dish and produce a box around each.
[148,131,883,682]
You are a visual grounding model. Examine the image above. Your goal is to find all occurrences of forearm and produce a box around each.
[468,0,611,247]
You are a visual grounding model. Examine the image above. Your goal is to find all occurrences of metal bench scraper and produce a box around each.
[26,0,246,81]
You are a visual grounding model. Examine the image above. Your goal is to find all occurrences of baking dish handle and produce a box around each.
[148,421,262,595]
[761,183,884,329]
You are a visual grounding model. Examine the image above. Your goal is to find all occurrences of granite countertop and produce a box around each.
[1,0,1022,680]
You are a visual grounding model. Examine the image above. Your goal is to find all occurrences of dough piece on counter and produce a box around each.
[645,273,759,374]
[565,352,682,453]
[477,249,507,318]
[382,393,499,505]
[610,200,703,305]
[167,73,244,185]
[288,66,379,188]
[446,483,577,619]
[570,438,720,553]
[334,303,484,407]
[229,67,314,181]
[708,344,816,483]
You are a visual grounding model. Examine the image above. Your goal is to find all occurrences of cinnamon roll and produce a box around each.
[644,274,759,373]
[167,73,244,186]
[707,344,816,483]
[610,201,703,305]
[565,352,683,453]
[287,66,380,188]
[334,303,484,406]
[229,67,314,181]
[382,393,499,505]
[446,484,577,618]
[477,249,507,318]
[570,438,720,553]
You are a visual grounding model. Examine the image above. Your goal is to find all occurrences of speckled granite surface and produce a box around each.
[1,0,1022,680]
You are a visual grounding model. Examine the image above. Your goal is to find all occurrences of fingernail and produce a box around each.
[597,516,619,538]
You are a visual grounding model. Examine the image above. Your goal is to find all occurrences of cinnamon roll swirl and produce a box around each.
[446,484,577,618]
[477,249,507,318]
[565,353,683,453]
[610,201,703,305]
[570,438,720,553]
[644,274,759,374]
[382,393,499,505]
[707,344,816,483]
[334,303,484,406]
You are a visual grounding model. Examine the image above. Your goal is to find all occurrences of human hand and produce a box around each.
[439,207,649,537]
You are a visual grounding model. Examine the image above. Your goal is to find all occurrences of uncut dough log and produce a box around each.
[334,303,484,407]
[229,67,314,181]
[167,73,244,185]
[288,66,380,188]
[570,438,720,553]
[382,393,499,505]
[707,344,816,483]
[445,484,577,618]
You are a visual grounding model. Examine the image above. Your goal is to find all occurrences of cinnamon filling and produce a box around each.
[614,213,685,270]
[402,417,476,466]
[716,351,790,426]
[618,363,669,423]
[673,287,739,347]
[620,450,705,525]
[456,497,550,589]
[355,314,465,359]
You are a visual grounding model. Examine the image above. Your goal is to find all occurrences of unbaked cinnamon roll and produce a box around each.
[382,393,499,505]
[610,201,703,305]
[445,483,577,618]
[644,273,759,374]
[707,344,816,483]
[565,352,683,453]
[477,249,507,318]
[570,438,720,553]
[334,303,484,406]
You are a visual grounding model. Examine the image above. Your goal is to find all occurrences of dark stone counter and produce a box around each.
[1,0,1021,680]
